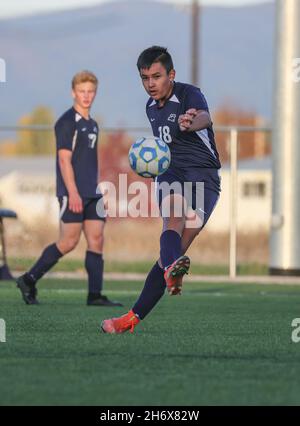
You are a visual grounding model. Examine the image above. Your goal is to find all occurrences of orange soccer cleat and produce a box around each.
[164,255,190,296]
[101,310,140,334]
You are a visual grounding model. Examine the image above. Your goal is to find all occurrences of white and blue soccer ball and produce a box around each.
[128,136,171,178]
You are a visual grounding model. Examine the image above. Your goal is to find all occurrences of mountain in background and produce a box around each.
[0,0,275,128]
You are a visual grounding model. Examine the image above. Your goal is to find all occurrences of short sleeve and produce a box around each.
[184,87,209,112]
[55,119,76,151]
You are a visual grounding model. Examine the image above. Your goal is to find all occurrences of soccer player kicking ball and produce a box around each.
[16,71,122,308]
[101,46,221,333]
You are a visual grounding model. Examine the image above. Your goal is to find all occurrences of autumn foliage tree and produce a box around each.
[212,105,271,163]
[16,106,55,156]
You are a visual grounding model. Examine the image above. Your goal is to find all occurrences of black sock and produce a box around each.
[26,243,63,284]
[85,251,103,294]
[160,230,182,269]
[132,262,166,320]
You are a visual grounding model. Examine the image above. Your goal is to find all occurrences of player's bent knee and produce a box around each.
[57,238,79,254]
[162,217,185,235]
[185,208,204,231]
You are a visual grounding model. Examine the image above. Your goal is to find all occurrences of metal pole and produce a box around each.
[191,0,200,86]
[229,128,238,279]
[270,0,300,275]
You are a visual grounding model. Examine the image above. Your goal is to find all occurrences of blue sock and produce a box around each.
[85,251,103,295]
[26,243,63,284]
[132,262,166,320]
[160,230,182,269]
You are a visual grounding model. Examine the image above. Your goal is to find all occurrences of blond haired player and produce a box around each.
[17,71,122,307]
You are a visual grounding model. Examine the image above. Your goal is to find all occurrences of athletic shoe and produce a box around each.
[87,294,123,307]
[16,275,39,305]
[101,310,140,334]
[164,255,190,295]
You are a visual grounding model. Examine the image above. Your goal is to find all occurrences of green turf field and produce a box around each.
[0,278,300,406]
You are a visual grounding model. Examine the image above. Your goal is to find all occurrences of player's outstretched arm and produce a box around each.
[178,109,211,132]
[58,149,83,213]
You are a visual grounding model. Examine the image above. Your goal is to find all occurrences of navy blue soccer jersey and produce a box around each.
[55,107,99,198]
[146,82,221,170]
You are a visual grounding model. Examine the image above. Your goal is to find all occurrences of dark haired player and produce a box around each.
[16,71,122,307]
[102,46,221,332]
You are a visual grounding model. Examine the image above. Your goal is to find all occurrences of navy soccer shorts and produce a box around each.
[58,196,106,223]
[155,167,221,229]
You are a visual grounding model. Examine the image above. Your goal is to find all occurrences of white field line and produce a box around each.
[17,271,300,286]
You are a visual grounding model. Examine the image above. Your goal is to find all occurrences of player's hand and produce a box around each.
[69,191,83,213]
[178,108,198,131]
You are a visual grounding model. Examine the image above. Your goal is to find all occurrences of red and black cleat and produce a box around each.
[164,255,190,296]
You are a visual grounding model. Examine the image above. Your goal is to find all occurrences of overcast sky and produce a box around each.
[0,0,273,18]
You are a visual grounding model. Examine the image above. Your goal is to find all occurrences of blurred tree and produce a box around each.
[213,105,271,163]
[16,106,55,156]
[0,139,17,156]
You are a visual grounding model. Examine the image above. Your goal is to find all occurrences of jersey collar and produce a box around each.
[72,106,91,122]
